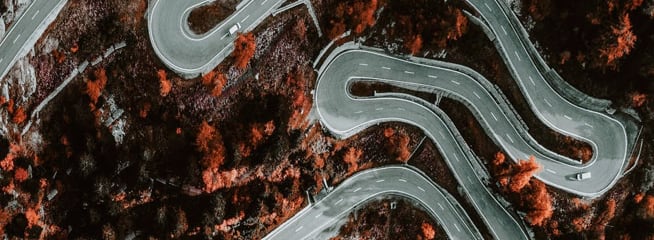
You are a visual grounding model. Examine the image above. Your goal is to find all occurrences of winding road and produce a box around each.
[144,0,636,239]
[263,166,482,240]
[147,0,286,78]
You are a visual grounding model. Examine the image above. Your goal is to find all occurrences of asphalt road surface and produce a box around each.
[0,0,67,80]
[313,47,528,240]
[263,166,483,240]
[464,0,629,196]
[147,0,284,78]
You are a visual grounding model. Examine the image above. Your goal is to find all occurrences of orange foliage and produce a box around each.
[233,32,256,69]
[195,121,225,170]
[493,152,506,166]
[630,92,647,107]
[599,13,637,68]
[572,216,588,232]
[384,128,411,162]
[405,35,423,55]
[14,167,28,182]
[635,192,645,203]
[509,156,541,193]
[640,195,654,219]
[86,68,108,104]
[212,73,227,96]
[328,0,379,38]
[196,121,216,153]
[139,102,151,118]
[12,106,26,124]
[343,147,362,175]
[421,222,436,240]
[25,207,39,227]
[593,199,616,233]
[522,180,553,226]
[158,69,172,97]
[70,43,79,53]
[449,10,468,40]
[1,143,20,171]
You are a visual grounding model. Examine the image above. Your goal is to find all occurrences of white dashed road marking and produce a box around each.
[220,33,229,40]
[506,134,514,143]
[454,224,461,232]
[241,15,250,23]
[485,3,493,11]
[382,66,391,70]
[295,226,303,232]
[528,76,535,86]
[359,63,368,66]
[450,80,460,85]
[353,187,361,193]
[501,25,508,35]
[546,169,557,174]
[428,75,438,79]
[376,179,384,183]
[514,51,521,61]
[437,203,444,210]
[13,34,21,44]
[584,123,594,128]
[32,10,40,20]
[544,98,553,107]
[417,186,425,192]
[404,71,415,75]
[398,178,407,182]
[491,112,498,121]
[473,91,481,99]
[564,115,572,120]
[335,198,343,205]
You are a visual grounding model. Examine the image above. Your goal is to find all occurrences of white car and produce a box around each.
[229,23,241,36]
[575,172,591,181]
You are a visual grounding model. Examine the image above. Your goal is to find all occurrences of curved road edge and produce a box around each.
[262,165,483,240]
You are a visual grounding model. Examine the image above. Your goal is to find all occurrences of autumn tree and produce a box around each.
[158,69,172,97]
[597,13,637,69]
[12,106,26,124]
[383,127,411,162]
[233,32,256,69]
[86,68,108,105]
[421,222,436,240]
[195,121,226,171]
[521,179,553,226]
[405,34,423,55]
[509,156,541,193]
[203,71,228,97]
[343,147,362,175]
[326,0,379,39]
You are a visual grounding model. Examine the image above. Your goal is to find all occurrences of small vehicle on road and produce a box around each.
[229,23,241,36]
[575,172,592,181]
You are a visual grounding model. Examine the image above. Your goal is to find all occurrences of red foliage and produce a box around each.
[383,127,411,162]
[86,68,108,104]
[195,121,226,171]
[630,92,647,107]
[233,32,256,69]
[158,69,172,97]
[509,156,541,193]
[421,222,436,240]
[202,71,227,96]
[640,195,654,219]
[343,147,362,175]
[14,167,28,182]
[1,143,20,171]
[492,151,506,166]
[599,13,637,68]
[12,106,26,124]
[327,0,379,39]
[522,180,553,226]
[25,207,39,227]
[405,34,423,55]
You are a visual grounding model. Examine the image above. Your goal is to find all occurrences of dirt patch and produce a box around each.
[187,0,239,35]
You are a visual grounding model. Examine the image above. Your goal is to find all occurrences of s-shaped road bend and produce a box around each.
[147,0,286,79]
[464,0,630,196]
[263,166,483,240]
